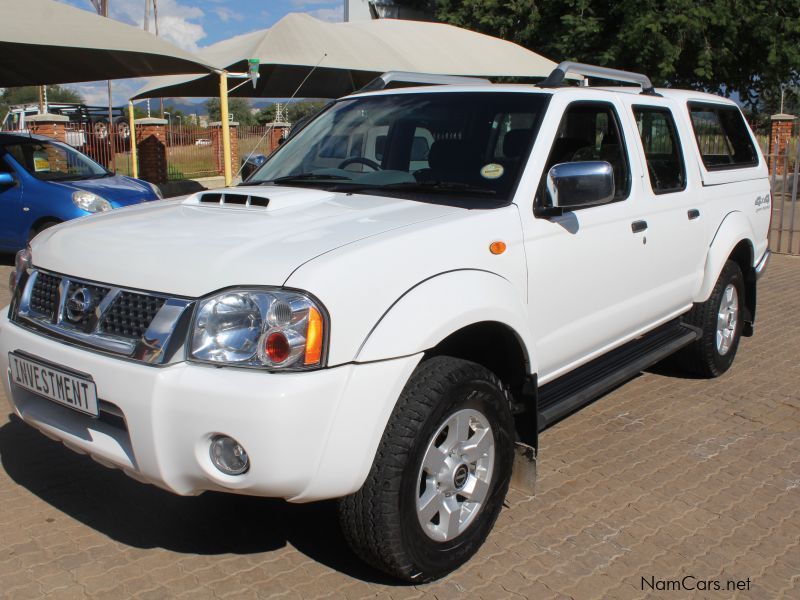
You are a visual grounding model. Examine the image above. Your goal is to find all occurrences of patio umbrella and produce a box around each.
[133,12,565,100]
[0,0,214,87]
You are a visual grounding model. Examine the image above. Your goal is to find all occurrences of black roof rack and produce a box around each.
[358,71,491,93]
[537,61,660,96]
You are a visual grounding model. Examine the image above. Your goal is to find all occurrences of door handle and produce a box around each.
[688,209,700,220]
[631,220,648,233]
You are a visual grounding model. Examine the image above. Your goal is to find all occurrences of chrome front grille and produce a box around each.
[16,269,193,365]
[64,280,111,325]
[29,272,61,319]
[100,292,166,339]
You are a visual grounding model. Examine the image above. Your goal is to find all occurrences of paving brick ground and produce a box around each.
[0,256,798,599]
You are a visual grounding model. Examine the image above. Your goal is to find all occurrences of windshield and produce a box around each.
[5,139,108,181]
[248,91,550,204]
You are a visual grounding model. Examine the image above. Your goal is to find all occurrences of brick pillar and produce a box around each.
[268,123,290,153]
[210,121,239,177]
[135,118,168,184]
[769,113,796,175]
[26,114,69,142]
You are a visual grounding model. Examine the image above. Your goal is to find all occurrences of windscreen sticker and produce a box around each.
[32,151,50,173]
[480,163,504,180]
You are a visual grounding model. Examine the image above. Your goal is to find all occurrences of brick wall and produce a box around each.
[769,114,796,175]
[211,123,239,176]
[135,118,168,184]
[268,125,290,154]
[26,115,68,143]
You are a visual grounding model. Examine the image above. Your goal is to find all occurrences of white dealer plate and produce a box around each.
[8,352,99,417]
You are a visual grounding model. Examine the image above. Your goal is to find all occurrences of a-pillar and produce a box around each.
[26,114,69,142]
[135,118,168,184]
[210,121,239,178]
[769,113,796,175]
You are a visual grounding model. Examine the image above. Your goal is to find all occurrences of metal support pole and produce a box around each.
[108,80,117,172]
[219,71,233,187]
[129,101,138,179]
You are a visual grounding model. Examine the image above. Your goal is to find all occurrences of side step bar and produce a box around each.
[538,320,700,430]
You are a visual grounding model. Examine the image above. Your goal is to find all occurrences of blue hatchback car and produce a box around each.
[0,133,161,253]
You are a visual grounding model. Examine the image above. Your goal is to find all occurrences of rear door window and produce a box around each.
[687,102,758,170]
[633,106,686,194]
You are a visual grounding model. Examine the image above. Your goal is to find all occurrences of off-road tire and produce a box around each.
[679,260,745,377]
[338,356,515,582]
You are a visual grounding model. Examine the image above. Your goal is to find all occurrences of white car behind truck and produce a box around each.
[1,63,771,581]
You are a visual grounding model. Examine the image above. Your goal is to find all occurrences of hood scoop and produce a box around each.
[194,192,269,208]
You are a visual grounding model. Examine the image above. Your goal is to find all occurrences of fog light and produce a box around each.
[209,435,249,475]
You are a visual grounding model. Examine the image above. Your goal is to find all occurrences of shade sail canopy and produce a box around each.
[0,0,214,87]
[134,13,565,99]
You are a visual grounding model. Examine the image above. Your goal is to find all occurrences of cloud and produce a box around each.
[213,6,244,23]
[64,79,141,106]
[115,0,207,51]
[56,0,207,52]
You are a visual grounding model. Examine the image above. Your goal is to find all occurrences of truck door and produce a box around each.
[626,103,706,314]
[521,100,655,381]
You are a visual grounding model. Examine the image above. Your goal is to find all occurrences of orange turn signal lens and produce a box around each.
[304,307,323,365]
[489,241,507,255]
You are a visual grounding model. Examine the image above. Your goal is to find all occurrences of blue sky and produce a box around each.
[55,0,345,104]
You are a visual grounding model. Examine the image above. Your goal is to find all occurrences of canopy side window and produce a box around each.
[687,102,758,171]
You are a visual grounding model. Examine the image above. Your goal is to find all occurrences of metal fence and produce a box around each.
[161,124,283,181]
[239,125,280,162]
[165,124,216,180]
[768,142,800,255]
[64,122,132,176]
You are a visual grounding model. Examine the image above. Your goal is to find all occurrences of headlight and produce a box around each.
[148,182,163,199]
[72,190,112,213]
[9,246,31,294]
[189,288,327,370]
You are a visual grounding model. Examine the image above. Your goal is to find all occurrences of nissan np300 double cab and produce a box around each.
[1,63,771,581]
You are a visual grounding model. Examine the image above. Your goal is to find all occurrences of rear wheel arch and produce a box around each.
[727,239,757,333]
[698,212,757,331]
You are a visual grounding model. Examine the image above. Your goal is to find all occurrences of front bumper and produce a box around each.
[0,310,421,502]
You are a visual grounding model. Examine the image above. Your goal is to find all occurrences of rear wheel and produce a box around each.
[338,356,514,582]
[679,260,745,377]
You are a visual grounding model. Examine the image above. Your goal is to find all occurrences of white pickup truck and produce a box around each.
[1,63,771,581]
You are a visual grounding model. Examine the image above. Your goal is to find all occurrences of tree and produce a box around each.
[256,104,277,125]
[0,85,83,119]
[205,97,257,126]
[435,0,800,114]
[285,100,328,123]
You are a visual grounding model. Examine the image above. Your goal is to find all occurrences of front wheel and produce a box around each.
[338,356,515,582]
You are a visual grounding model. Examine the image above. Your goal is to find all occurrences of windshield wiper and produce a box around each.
[337,181,497,196]
[256,173,353,185]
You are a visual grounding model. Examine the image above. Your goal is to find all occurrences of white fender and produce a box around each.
[695,211,755,303]
[357,269,537,374]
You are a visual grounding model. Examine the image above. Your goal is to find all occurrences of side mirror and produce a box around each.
[0,172,15,188]
[546,161,614,210]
